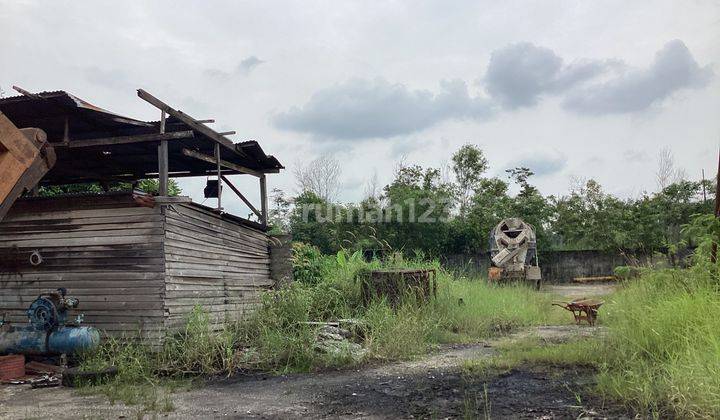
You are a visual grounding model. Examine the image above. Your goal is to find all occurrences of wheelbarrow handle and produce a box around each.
[551,302,571,310]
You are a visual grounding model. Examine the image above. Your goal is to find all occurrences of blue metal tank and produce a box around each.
[0,326,100,355]
[0,289,101,355]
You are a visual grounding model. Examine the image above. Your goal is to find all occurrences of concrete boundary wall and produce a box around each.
[442,250,658,283]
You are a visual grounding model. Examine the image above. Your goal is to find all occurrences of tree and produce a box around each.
[552,179,645,251]
[289,191,336,253]
[452,144,488,217]
[294,154,341,202]
[381,164,455,255]
[504,167,552,249]
[506,167,538,197]
[456,177,514,253]
[363,169,380,200]
[135,179,182,196]
[268,188,292,233]
[656,147,686,191]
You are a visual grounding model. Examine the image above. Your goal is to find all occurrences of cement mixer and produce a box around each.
[487,218,542,288]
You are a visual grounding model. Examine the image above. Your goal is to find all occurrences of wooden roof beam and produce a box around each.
[52,130,194,148]
[136,89,247,158]
[181,148,262,177]
[12,85,43,100]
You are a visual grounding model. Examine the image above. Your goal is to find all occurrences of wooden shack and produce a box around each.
[0,88,286,344]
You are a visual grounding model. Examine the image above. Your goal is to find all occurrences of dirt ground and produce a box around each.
[543,282,617,299]
[0,283,629,419]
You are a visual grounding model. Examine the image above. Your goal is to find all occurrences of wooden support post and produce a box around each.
[158,111,169,196]
[215,142,222,211]
[260,174,268,226]
[711,148,720,264]
[62,116,69,146]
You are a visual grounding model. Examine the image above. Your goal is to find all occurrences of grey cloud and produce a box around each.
[511,152,567,177]
[484,43,608,108]
[273,78,493,140]
[274,40,711,142]
[205,55,265,79]
[239,56,264,74]
[563,40,713,114]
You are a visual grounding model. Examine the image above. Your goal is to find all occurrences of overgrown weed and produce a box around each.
[595,266,720,418]
[80,245,565,410]
[463,265,720,418]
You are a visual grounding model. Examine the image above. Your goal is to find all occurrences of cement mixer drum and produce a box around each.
[488,218,541,287]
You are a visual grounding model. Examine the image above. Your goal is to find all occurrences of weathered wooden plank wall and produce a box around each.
[0,195,275,345]
[163,203,272,330]
[0,195,166,342]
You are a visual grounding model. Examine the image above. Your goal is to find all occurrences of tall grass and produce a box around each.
[235,248,567,370]
[595,266,720,418]
[79,245,565,409]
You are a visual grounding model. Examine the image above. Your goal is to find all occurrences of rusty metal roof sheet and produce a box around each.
[0,90,284,184]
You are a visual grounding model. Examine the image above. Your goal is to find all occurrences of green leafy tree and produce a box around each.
[452,144,488,218]
[380,164,455,256]
[455,177,514,253]
[268,188,292,234]
[552,179,630,250]
[505,167,552,249]
[289,191,336,253]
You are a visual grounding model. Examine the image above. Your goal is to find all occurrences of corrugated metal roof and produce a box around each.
[0,89,284,184]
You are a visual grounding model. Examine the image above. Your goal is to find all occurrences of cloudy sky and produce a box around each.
[1,1,718,215]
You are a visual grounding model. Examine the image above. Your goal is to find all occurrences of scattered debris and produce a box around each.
[25,360,64,375]
[311,321,367,362]
[62,366,118,388]
[0,354,25,380]
[30,374,61,389]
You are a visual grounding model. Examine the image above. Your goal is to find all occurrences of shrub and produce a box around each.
[291,242,326,284]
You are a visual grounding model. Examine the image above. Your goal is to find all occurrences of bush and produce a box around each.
[613,265,641,280]
[291,242,326,284]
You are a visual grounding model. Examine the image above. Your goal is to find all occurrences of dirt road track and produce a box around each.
[0,284,630,419]
[0,332,629,419]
